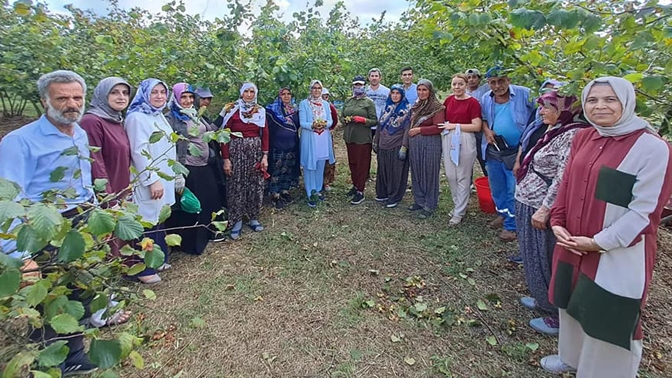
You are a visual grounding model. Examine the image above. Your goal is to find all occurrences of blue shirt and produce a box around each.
[0,116,93,258]
[403,83,418,105]
[493,102,521,148]
[480,84,534,158]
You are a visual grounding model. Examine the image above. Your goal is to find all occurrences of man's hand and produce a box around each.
[149,181,164,200]
[483,128,496,145]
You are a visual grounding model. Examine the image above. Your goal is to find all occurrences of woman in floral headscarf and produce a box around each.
[165,82,223,254]
[514,91,588,336]
[373,84,411,208]
[299,80,334,208]
[215,83,269,239]
[124,78,176,282]
[266,87,300,209]
[402,79,445,219]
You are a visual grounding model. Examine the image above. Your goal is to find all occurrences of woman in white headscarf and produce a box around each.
[215,83,268,239]
[298,80,334,207]
[541,77,672,378]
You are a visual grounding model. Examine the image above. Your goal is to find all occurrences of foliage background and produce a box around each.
[1,0,671,134]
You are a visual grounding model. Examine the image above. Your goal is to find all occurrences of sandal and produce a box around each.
[249,220,264,232]
[103,310,132,328]
[230,221,243,240]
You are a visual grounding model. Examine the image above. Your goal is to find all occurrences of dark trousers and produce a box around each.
[346,143,372,192]
[475,132,487,176]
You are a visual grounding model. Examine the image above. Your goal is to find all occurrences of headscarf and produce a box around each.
[266,87,297,131]
[410,79,445,127]
[87,77,131,123]
[379,84,410,136]
[127,78,169,116]
[581,76,655,137]
[307,80,326,121]
[539,79,566,95]
[218,82,266,128]
[168,82,196,122]
[517,92,588,182]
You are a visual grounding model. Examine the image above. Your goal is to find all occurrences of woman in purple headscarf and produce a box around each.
[165,82,224,254]
[514,91,589,335]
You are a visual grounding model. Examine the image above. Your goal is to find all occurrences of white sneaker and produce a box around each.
[449,216,462,226]
[157,263,172,272]
[540,355,575,374]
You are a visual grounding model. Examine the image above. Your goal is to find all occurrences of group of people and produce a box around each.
[0,67,671,378]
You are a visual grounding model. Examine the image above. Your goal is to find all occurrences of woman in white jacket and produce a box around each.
[124,78,178,283]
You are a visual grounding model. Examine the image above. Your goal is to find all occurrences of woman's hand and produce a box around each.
[552,225,602,255]
[408,128,421,137]
[512,159,521,177]
[223,159,233,177]
[149,181,164,200]
[531,206,550,230]
[261,154,268,171]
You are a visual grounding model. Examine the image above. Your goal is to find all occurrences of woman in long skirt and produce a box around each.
[215,83,269,239]
[373,84,411,208]
[266,87,300,209]
[402,79,445,219]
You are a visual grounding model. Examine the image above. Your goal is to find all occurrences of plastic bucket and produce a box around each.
[474,177,496,214]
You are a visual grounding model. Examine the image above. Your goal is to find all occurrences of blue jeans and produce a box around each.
[486,160,516,231]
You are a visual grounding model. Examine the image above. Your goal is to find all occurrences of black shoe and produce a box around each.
[61,349,98,376]
[508,254,524,265]
[407,203,422,211]
[211,231,226,242]
[346,187,357,196]
[385,200,398,208]
[280,191,293,203]
[350,192,365,205]
[418,209,433,219]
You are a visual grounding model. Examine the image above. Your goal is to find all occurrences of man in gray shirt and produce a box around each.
[366,68,390,137]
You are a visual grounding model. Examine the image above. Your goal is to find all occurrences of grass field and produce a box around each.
[1,117,670,377]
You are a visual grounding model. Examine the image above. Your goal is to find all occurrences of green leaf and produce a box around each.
[189,316,205,328]
[623,72,643,83]
[45,295,68,320]
[546,9,579,29]
[50,313,82,334]
[37,340,69,367]
[114,214,144,241]
[118,332,143,357]
[89,339,122,369]
[582,13,602,33]
[29,371,53,378]
[641,76,664,92]
[188,143,203,157]
[149,131,164,143]
[90,294,109,313]
[64,300,86,320]
[165,234,182,246]
[0,268,21,297]
[49,166,68,182]
[485,336,497,346]
[60,146,79,156]
[0,177,21,200]
[27,203,62,239]
[17,224,48,253]
[0,253,23,269]
[510,8,546,30]
[0,200,25,224]
[143,289,156,300]
[88,209,116,236]
[143,245,165,269]
[93,178,109,192]
[476,300,488,311]
[3,352,36,378]
[128,350,144,369]
[58,230,86,262]
[414,302,428,312]
[158,205,172,224]
[127,263,147,276]
[25,280,49,306]
[350,349,363,360]
[170,160,190,176]
[525,342,539,351]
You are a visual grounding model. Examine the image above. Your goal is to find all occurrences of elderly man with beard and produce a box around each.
[0,70,98,376]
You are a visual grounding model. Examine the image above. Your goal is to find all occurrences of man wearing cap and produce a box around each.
[465,68,490,177]
[321,88,339,192]
[400,66,418,104]
[480,66,534,242]
[366,68,390,137]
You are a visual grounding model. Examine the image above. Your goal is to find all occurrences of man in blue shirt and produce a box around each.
[0,70,98,376]
[480,67,534,243]
[400,66,418,105]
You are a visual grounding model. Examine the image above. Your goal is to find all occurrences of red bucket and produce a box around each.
[474,177,496,214]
